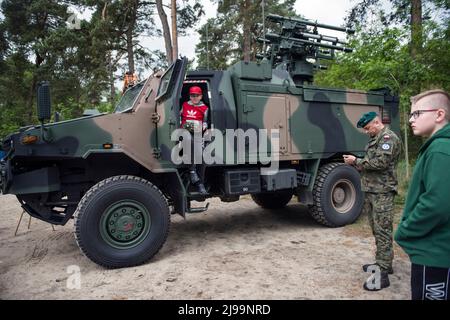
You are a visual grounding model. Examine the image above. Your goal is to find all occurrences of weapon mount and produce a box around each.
[258,14,355,85]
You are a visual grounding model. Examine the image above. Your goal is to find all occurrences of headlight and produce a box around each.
[21,135,39,145]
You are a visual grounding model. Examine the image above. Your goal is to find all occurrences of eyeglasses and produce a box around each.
[409,109,439,119]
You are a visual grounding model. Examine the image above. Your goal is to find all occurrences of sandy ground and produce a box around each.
[0,194,411,300]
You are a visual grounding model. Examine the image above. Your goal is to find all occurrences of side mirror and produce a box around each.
[37,82,51,122]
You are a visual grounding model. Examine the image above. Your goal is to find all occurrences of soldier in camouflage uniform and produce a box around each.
[344,111,401,291]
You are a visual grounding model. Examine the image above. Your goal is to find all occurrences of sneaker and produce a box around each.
[363,271,390,291]
[362,263,393,275]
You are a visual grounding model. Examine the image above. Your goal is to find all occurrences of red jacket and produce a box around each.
[180,101,208,131]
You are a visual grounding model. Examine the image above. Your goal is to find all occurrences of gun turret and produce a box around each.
[260,14,355,85]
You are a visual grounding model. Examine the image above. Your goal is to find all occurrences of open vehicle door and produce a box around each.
[154,57,188,161]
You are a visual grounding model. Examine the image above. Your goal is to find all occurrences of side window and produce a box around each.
[156,59,185,102]
[156,64,174,100]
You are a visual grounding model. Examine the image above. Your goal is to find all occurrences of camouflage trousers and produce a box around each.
[364,192,395,271]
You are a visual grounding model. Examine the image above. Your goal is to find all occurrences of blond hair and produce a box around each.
[411,89,450,121]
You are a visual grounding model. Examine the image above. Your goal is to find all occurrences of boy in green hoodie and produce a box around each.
[395,89,450,300]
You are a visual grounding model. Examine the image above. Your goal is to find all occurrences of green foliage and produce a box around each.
[315,18,449,159]
[177,0,205,37]
[315,27,412,93]
[96,101,116,114]
[0,0,113,137]
[54,98,84,120]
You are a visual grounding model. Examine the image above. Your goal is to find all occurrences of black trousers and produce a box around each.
[411,263,450,300]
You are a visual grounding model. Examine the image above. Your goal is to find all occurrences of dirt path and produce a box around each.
[0,194,411,299]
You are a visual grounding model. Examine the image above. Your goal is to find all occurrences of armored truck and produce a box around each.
[0,14,399,268]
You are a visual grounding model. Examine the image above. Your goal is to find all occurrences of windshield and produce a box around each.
[114,82,145,113]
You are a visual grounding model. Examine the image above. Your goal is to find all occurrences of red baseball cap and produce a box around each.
[189,86,202,95]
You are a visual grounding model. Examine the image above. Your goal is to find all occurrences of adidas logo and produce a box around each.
[187,110,197,117]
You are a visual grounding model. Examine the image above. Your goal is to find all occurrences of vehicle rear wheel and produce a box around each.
[74,175,170,268]
[309,162,363,227]
[251,189,293,209]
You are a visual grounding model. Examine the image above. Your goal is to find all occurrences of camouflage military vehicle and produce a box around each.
[0,14,399,268]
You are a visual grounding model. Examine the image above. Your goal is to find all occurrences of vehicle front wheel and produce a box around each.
[74,175,170,268]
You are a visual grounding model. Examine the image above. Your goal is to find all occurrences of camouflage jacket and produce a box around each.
[355,126,401,193]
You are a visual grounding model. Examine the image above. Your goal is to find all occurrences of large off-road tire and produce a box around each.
[251,189,293,209]
[309,162,363,227]
[74,175,170,268]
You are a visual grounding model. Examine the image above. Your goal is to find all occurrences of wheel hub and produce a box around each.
[331,179,356,214]
[100,201,150,249]
[333,187,346,204]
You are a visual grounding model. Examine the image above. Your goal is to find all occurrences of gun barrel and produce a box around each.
[316,54,334,60]
[257,37,271,44]
[267,14,355,35]
[297,31,349,46]
[314,65,328,70]
[265,33,353,53]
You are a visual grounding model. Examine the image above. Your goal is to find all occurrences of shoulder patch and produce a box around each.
[381,143,391,151]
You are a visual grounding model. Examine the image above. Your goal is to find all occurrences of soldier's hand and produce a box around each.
[343,155,356,165]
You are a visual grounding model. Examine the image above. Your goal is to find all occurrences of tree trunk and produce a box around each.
[156,0,173,64]
[410,0,422,60]
[109,58,116,105]
[242,0,252,62]
[103,2,115,105]
[126,30,135,73]
[126,0,138,74]
[171,0,178,61]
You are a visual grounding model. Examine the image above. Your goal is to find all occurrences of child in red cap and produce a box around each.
[180,86,209,194]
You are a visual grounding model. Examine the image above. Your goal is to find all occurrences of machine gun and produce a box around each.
[257,14,355,85]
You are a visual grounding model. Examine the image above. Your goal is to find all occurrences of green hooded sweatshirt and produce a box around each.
[395,123,450,268]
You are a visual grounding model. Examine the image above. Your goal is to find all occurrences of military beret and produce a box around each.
[357,111,378,128]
